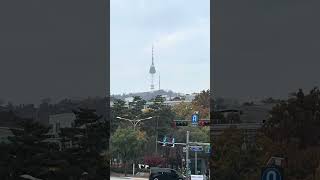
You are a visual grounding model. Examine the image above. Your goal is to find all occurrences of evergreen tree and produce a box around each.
[59,108,109,179]
[1,119,62,179]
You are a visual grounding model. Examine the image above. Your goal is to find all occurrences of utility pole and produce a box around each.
[195,151,198,175]
[156,130,210,177]
[133,163,135,176]
[186,131,190,177]
[155,116,159,154]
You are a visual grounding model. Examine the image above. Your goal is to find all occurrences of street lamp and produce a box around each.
[116,116,153,131]
[116,116,153,176]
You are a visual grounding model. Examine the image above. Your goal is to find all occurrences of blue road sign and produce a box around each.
[190,146,203,152]
[261,167,283,180]
[191,114,199,125]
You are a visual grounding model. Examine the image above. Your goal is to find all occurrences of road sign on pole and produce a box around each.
[190,146,203,152]
[191,114,199,126]
[261,167,283,180]
[191,175,204,180]
[195,151,198,175]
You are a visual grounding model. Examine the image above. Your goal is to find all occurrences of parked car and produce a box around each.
[149,167,185,180]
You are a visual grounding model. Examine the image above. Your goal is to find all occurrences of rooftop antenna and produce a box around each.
[159,72,161,91]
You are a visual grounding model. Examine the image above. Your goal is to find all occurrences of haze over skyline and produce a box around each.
[0,1,106,105]
[111,0,210,95]
[214,0,320,101]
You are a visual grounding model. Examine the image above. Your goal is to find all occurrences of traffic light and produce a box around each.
[198,119,210,126]
[174,120,188,126]
[162,136,168,146]
[161,136,175,148]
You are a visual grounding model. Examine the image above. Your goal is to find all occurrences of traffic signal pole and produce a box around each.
[155,117,158,154]
[195,151,198,175]
[156,133,210,178]
[186,131,190,177]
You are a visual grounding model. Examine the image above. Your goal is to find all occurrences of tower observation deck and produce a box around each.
[149,45,156,90]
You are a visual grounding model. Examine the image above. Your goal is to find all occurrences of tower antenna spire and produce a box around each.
[152,44,154,65]
[159,72,161,90]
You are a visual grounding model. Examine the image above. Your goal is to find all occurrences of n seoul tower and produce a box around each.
[149,45,156,90]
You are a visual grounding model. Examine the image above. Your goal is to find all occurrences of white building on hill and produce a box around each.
[48,113,76,137]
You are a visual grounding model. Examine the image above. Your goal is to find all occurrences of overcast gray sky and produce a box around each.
[214,0,320,101]
[111,0,210,95]
[0,1,107,105]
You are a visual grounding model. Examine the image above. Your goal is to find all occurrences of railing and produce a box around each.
[211,123,262,130]
[210,123,263,141]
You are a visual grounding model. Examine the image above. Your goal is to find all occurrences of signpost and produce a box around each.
[261,167,283,180]
[191,113,199,126]
[189,146,203,175]
[156,130,210,179]
[191,175,204,180]
[190,146,203,152]
[186,131,190,177]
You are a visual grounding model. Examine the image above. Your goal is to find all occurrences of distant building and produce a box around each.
[124,97,134,107]
[48,113,75,137]
[0,127,13,143]
[37,102,50,125]
[185,93,197,102]
[214,102,275,124]
[161,94,171,101]
[45,113,76,150]
[163,100,192,107]
[239,103,274,123]
[211,123,262,143]
[14,104,37,120]
[211,102,275,144]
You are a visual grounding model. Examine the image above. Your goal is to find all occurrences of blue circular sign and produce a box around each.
[261,167,282,180]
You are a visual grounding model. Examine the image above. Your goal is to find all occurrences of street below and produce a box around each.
[110,176,148,180]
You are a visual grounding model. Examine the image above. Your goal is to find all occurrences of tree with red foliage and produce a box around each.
[144,155,165,167]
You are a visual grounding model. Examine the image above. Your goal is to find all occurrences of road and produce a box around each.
[110,177,148,180]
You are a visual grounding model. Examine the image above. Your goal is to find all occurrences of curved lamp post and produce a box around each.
[116,116,153,131]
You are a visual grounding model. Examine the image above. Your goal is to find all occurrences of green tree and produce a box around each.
[59,108,109,179]
[212,128,275,180]
[128,96,146,118]
[111,127,146,176]
[111,99,128,134]
[261,88,320,179]
[193,90,210,109]
[192,90,210,119]
[2,120,62,179]
[263,88,320,148]
[172,102,193,120]
[142,95,175,139]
